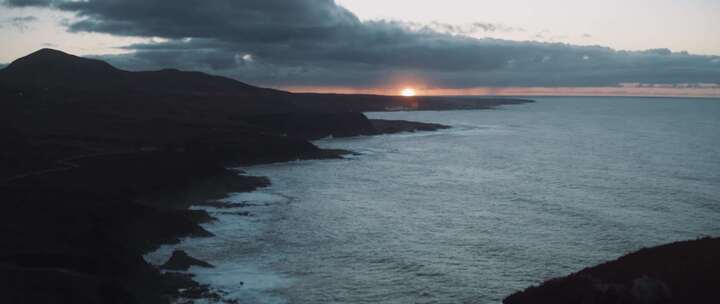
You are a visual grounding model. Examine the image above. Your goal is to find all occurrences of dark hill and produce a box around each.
[0,49,533,178]
[504,237,720,304]
[0,49,468,180]
[0,48,273,96]
[0,49,535,182]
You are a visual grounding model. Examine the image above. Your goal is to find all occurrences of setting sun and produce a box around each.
[401,88,417,97]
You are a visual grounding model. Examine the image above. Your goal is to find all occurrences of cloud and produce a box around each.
[5,15,38,31]
[4,0,720,88]
[398,21,522,37]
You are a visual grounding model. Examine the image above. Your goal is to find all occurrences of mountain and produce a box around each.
[0,49,530,149]
[0,48,274,96]
[0,49,461,177]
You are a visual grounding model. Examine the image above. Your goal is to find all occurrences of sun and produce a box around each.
[401,88,417,97]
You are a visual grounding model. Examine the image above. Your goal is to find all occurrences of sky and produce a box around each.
[1,0,719,96]
[339,0,720,56]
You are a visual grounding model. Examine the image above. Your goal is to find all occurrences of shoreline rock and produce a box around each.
[370,119,451,134]
[160,250,214,271]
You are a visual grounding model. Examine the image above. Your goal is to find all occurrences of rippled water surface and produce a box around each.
[153,97,720,304]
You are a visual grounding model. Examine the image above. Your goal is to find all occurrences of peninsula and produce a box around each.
[0,49,532,303]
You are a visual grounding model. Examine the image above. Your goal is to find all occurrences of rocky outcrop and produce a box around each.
[160,250,214,271]
[370,119,450,134]
[504,237,720,304]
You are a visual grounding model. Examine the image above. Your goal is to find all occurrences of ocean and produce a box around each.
[146,96,720,304]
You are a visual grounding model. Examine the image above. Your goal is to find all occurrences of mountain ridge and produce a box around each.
[0,48,277,96]
[0,48,533,114]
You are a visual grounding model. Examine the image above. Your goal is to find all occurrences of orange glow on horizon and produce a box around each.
[401,88,417,97]
[280,86,720,98]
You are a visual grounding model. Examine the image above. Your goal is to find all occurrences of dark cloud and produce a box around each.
[4,0,720,88]
[2,0,55,6]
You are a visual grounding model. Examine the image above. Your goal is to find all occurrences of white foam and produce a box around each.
[220,191,292,206]
[144,185,294,303]
[143,243,181,266]
[192,261,290,304]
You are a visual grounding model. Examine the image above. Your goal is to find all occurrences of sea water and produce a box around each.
[147,97,720,304]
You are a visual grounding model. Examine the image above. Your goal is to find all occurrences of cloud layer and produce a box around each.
[3,15,38,32]
[4,0,720,88]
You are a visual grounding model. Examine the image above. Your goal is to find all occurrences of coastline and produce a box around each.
[144,171,301,303]
[163,104,720,304]
[0,115,454,303]
[3,99,719,303]
[157,117,720,304]
[140,124,453,303]
[143,120,457,303]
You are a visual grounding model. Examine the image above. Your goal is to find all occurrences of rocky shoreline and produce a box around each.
[0,120,451,304]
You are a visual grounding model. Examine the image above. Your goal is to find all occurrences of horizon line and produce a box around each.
[282,86,720,98]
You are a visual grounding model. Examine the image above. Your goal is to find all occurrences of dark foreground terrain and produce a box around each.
[504,237,720,304]
[0,49,530,303]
